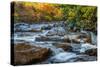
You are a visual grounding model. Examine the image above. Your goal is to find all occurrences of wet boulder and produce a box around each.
[72,39,80,44]
[53,43,72,51]
[84,48,97,56]
[76,34,91,43]
[14,43,51,65]
[41,25,52,30]
[35,36,71,42]
[79,43,97,53]
[14,23,30,31]
[35,36,50,41]
[46,27,66,36]
[15,29,42,32]
[63,36,71,43]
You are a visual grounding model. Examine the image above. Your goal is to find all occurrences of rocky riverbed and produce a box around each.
[12,22,97,65]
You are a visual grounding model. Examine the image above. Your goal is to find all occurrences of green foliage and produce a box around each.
[11,2,97,31]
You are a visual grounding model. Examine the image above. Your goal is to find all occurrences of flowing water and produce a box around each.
[13,22,97,63]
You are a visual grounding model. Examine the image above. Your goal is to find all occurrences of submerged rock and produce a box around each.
[14,43,51,65]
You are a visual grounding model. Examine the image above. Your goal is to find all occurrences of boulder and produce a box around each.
[84,48,97,56]
[14,43,34,51]
[76,34,91,43]
[53,43,72,51]
[35,36,71,42]
[35,36,49,41]
[14,43,51,65]
[72,39,80,44]
[46,27,66,36]
[79,43,97,53]
[41,25,52,30]
[14,23,30,31]
[15,29,42,32]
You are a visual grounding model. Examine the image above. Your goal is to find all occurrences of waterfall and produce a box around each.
[90,32,97,45]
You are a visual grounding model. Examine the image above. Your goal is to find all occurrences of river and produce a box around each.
[12,22,97,64]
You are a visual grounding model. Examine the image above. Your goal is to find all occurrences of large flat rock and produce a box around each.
[14,43,51,65]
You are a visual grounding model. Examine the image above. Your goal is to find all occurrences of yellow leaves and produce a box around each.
[35,3,54,12]
[23,2,34,10]
[54,8,62,17]
[67,10,76,20]
[68,11,76,17]
[33,3,56,16]
[31,2,63,20]
[24,2,33,7]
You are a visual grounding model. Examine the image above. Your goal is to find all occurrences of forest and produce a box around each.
[11,1,97,32]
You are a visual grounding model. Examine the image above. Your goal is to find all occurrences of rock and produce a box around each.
[41,25,52,30]
[16,33,33,37]
[79,43,97,53]
[72,39,80,44]
[46,27,66,36]
[62,36,71,42]
[14,43,34,51]
[35,36,70,42]
[29,29,42,32]
[35,36,49,41]
[84,37,91,43]
[30,24,43,30]
[14,43,51,65]
[14,23,42,32]
[76,34,91,43]
[65,34,79,40]
[53,43,72,51]
[67,55,97,62]
[63,35,81,44]
[50,52,77,63]
[84,48,97,56]
[14,23,29,28]
[15,29,42,32]
[14,23,30,31]
[77,34,87,39]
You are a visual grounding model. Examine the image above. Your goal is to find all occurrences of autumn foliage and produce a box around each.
[11,1,97,31]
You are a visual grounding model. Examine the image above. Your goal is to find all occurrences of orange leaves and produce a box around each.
[24,2,34,10]
[13,2,64,22]
[54,8,63,18]
[34,3,54,12]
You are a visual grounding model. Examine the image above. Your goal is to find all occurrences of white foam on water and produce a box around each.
[80,43,97,53]
[14,35,38,42]
[50,52,77,63]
